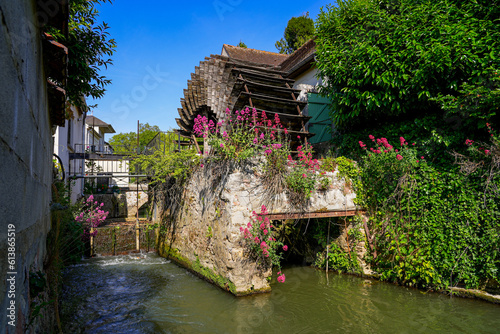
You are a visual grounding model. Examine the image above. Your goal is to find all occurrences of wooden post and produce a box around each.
[90,227,94,257]
[136,120,140,252]
[326,220,330,273]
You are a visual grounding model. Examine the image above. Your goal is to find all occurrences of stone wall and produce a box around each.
[87,189,148,219]
[0,1,56,333]
[155,160,358,296]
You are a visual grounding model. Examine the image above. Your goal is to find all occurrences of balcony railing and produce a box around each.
[74,144,137,155]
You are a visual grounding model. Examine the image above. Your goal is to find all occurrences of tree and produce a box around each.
[48,0,116,111]
[108,123,161,154]
[237,41,247,48]
[315,0,500,132]
[275,13,314,54]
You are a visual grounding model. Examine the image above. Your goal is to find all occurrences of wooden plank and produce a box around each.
[240,91,307,105]
[237,78,301,94]
[232,68,295,83]
[241,106,312,121]
[265,210,364,220]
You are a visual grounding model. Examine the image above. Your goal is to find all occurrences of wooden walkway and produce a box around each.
[265,209,365,220]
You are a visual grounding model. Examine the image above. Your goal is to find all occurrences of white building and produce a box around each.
[53,113,130,202]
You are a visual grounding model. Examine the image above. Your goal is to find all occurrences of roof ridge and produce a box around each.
[223,44,289,57]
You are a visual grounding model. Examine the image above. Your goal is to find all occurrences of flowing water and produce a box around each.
[61,253,500,333]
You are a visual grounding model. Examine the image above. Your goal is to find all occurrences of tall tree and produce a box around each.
[48,0,116,111]
[275,13,314,54]
[315,0,500,131]
[108,123,161,153]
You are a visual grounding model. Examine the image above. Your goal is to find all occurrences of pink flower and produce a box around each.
[297,135,301,139]
[421,156,424,159]
[359,141,366,149]
[220,143,224,148]
[277,273,286,283]
[284,128,288,134]
[396,154,403,161]
[283,245,288,251]
[369,135,375,140]
[485,150,490,155]
[263,229,268,235]
[465,139,474,146]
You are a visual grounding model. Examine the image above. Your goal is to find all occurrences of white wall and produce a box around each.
[85,159,130,188]
[292,66,322,103]
[53,105,85,202]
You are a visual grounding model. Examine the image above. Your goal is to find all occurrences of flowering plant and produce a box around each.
[240,205,288,283]
[75,195,108,239]
[193,108,289,162]
[285,143,320,202]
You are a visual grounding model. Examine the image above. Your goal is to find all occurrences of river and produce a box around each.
[60,252,500,333]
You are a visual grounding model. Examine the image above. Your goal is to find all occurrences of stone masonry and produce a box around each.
[155,160,358,296]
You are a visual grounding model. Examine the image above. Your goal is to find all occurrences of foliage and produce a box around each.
[237,41,247,48]
[240,205,288,282]
[315,243,359,273]
[284,143,321,203]
[318,176,331,191]
[359,131,500,289]
[285,166,316,202]
[315,0,500,133]
[331,115,480,169]
[275,12,314,54]
[132,148,200,184]
[108,123,161,154]
[47,0,116,111]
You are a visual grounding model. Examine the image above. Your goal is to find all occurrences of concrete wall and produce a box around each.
[155,160,357,296]
[0,1,54,332]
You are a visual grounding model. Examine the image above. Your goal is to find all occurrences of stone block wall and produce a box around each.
[0,1,54,333]
[155,161,358,296]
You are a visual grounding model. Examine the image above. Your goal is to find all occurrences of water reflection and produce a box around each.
[61,253,500,333]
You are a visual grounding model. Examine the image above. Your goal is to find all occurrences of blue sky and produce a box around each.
[89,0,330,135]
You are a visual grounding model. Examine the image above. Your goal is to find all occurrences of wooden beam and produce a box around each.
[240,91,307,105]
[264,210,365,220]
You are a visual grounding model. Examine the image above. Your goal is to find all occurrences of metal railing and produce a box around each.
[74,143,137,155]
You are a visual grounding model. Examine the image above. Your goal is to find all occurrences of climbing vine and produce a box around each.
[360,131,500,289]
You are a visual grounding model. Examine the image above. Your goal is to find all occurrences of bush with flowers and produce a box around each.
[193,108,290,163]
[240,205,288,283]
[194,107,330,204]
[75,194,108,239]
[358,129,500,290]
